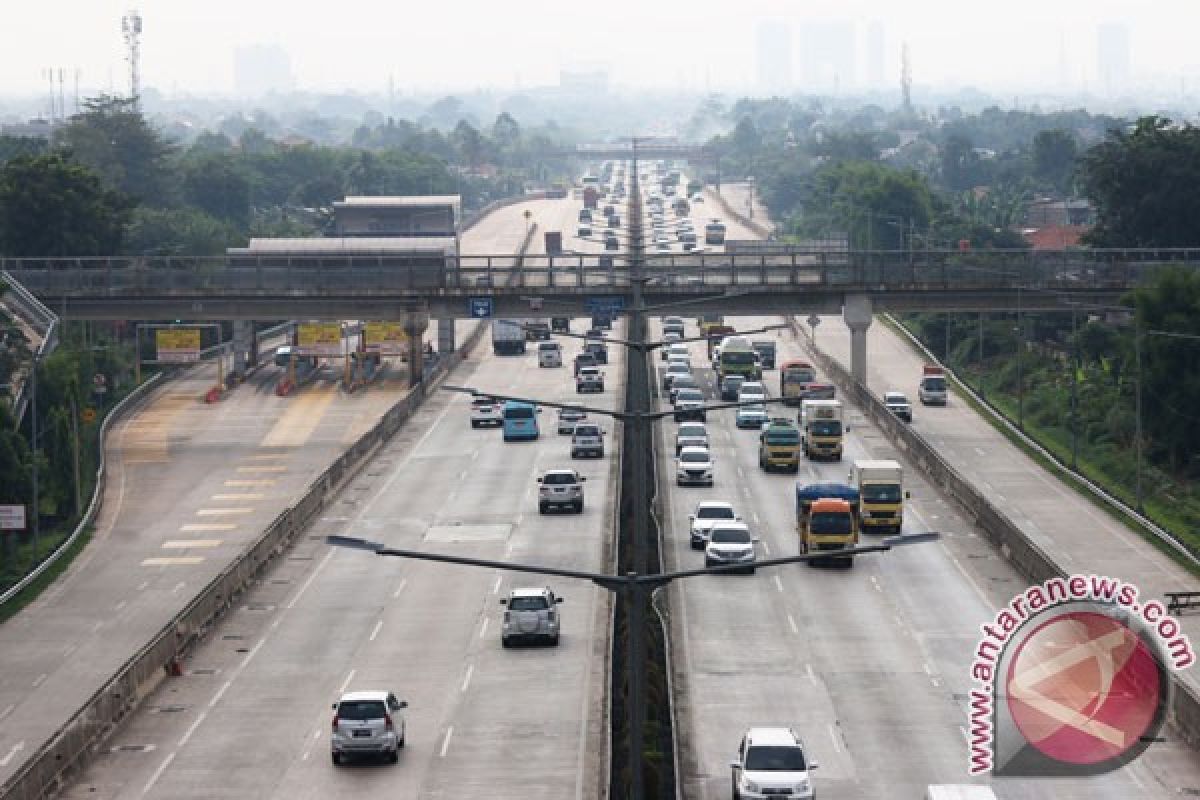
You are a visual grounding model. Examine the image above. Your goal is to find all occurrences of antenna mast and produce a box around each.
[122,9,143,109]
[901,42,913,114]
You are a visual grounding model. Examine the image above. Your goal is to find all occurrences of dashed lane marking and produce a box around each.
[195,508,255,516]
[224,479,276,487]
[141,557,205,566]
[162,540,223,549]
[180,523,237,532]
[235,465,287,473]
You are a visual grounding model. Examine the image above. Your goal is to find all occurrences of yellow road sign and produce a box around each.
[364,322,408,355]
[156,328,201,362]
[81,408,98,424]
[297,323,344,356]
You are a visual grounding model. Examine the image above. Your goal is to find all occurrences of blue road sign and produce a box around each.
[468,297,494,318]
[584,296,625,314]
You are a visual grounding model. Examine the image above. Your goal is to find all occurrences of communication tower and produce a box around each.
[122,9,143,108]
[901,42,912,114]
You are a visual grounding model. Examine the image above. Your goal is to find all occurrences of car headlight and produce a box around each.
[743,779,760,793]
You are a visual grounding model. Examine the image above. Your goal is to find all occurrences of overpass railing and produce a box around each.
[3,248,1198,297]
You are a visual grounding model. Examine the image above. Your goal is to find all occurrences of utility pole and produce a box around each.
[1070,305,1079,470]
[1016,284,1024,430]
[1135,313,1143,512]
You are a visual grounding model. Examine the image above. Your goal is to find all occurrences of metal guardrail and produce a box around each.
[0,373,164,608]
[1,270,59,426]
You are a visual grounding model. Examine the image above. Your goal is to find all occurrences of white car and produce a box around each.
[331,690,407,765]
[676,446,714,486]
[537,341,562,368]
[704,522,757,573]
[738,382,768,403]
[663,362,691,390]
[500,587,563,647]
[884,390,913,422]
[675,421,708,454]
[570,422,605,458]
[689,501,738,549]
[730,727,817,799]
[470,396,502,428]
[537,469,585,513]
[557,406,587,434]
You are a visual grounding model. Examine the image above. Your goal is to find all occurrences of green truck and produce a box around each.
[758,419,801,472]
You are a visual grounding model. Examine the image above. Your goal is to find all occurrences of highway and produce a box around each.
[655,314,1200,799]
[0,197,571,794]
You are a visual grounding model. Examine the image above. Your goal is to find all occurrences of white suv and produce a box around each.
[470,396,502,428]
[571,423,605,458]
[538,469,585,513]
[330,690,408,765]
[689,501,739,549]
[705,522,757,574]
[676,446,714,487]
[730,727,817,799]
[500,587,563,647]
[538,341,563,368]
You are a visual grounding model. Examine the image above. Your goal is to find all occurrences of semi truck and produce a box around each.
[800,399,844,461]
[919,364,948,405]
[759,419,802,472]
[492,319,527,355]
[850,459,907,535]
[796,489,860,566]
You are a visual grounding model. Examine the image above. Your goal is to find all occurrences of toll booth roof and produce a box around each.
[233,237,457,255]
[334,195,461,210]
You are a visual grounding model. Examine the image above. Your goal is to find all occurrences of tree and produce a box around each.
[124,207,241,256]
[1032,129,1078,193]
[0,134,48,165]
[182,155,252,225]
[939,133,986,191]
[0,153,132,256]
[1080,116,1200,247]
[56,94,176,205]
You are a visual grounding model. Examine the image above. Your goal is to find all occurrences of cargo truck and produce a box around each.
[850,459,908,535]
[759,419,801,472]
[919,364,948,405]
[796,489,860,566]
[492,319,527,355]
[780,360,818,406]
[717,336,761,381]
[800,399,844,461]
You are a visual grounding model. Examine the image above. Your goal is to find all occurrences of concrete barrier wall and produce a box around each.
[786,316,1200,751]
[1,221,539,800]
[707,188,772,239]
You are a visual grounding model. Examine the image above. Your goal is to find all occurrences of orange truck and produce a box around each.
[798,496,860,567]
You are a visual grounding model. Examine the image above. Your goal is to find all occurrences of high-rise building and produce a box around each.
[233,44,295,98]
[1096,22,1131,95]
[755,21,792,94]
[865,21,886,88]
[798,20,856,93]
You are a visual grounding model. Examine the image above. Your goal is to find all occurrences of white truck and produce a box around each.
[850,459,907,535]
[492,319,527,356]
[800,398,844,461]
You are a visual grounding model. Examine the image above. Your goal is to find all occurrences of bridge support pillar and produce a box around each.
[843,293,873,385]
[231,320,254,381]
[437,317,456,354]
[403,313,429,388]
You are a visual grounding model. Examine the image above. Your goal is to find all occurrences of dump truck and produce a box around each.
[797,489,860,567]
[850,459,907,535]
[759,419,802,472]
[800,399,844,461]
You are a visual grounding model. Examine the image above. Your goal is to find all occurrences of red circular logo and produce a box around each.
[1006,611,1163,765]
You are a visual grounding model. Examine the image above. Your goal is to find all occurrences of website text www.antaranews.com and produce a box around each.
[966,574,1195,775]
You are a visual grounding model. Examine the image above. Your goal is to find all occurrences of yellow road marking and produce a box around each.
[236,465,288,473]
[141,557,205,566]
[162,540,223,549]
[196,508,255,516]
[261,385,337,448]
[224,479,275,487]
[245,453,290,461]
[180,523,238,532]
[211,493,264,501]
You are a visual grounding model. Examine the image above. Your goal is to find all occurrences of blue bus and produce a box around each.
[502,401,540,442]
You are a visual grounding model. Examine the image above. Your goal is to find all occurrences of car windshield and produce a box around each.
[542,473,577,485]
[923,377,947,391]
[721,351,757,365]
[674,377,698,389]
[575,426,600,437]
[723,377,745,389]
[559,408,584,419]
[709,528,750,544]
[677,390,703,402]
[678,425,706,437]
[810,512,852,535]
[338,701,386,721]
[765,430,800,444]
[668,365,690,374]
[697,506,735,520]
[811,421,842,436]
[744,745,807,771]
[505,407,534,419]
[680,451,710,463]
[509,596,549,611]
[862,485,902,503]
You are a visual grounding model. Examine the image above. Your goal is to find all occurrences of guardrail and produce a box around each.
[787,315,1200,751]
[1,270,59,426]
[0,222,539,800]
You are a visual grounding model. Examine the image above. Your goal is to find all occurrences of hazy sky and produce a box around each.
[3,1,1197,97]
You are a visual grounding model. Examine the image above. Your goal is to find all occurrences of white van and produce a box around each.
[538,341,562,368]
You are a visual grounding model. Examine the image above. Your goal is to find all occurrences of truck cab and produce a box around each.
[851,459,908,535]
[800,497,859,566]
[919,365,948,405]
[800,399,844,461]
[758,419,801,473]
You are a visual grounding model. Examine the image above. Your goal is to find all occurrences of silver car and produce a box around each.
[331,690,407,765]
[501,587,564,646]
[676,446,715,487]
[538,469,585,513]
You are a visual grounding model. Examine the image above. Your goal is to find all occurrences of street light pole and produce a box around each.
[1135,312,1143,513]
[1016,283,1024,430]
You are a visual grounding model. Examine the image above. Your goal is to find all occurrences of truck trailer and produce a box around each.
[850,459,907,535]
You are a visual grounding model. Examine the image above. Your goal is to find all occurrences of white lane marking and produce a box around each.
[828,724,842,753]
[141,752,176,796]
[209,680,232,708]
[908,504,995,612]
[32,673,46,688]
[91,620,103,632]
[115,600,127,611]
[338,669,357,694]
[806,664,818,686]
[172,581,186,595]
[137,580,150,591]
[0,704,14,722]
[287,549,336,609]
[742,486,752,497]
[354,395,461,518]
[959,725,970,745]
[479,618,490,639]
[459,469,469,480]
[974,447,986,456]
[736,465,745,478]
[393,578,407,599]
[869,575,882,592]
[761,540,771,556]
[773,575,784,593]
[242,638,266,668]
[178,710,208,747]
[787,614,799,634]
[923,662,933,676]
[440,726,454,757]
[751,511,760,524]
[460,664,474,693]
[492,575,502,595]
[0,741,25,767]
[369,620,383,642]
